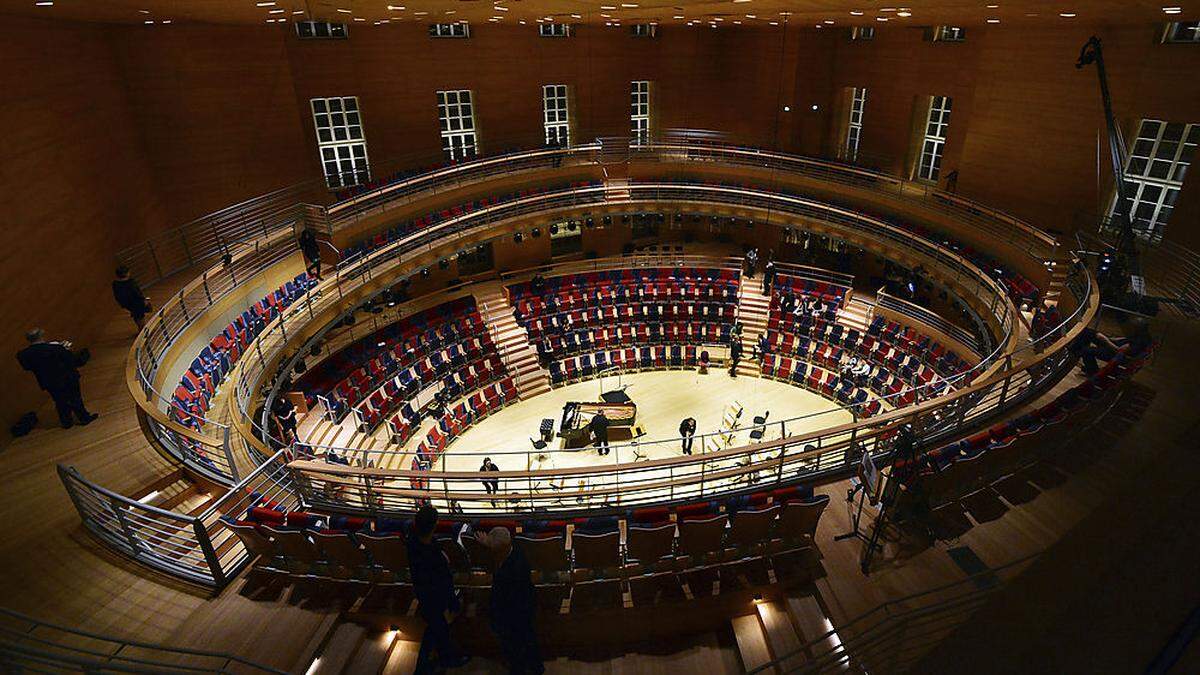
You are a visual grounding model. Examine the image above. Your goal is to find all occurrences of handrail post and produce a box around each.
[193,518,226,588]
[222,427,239,482]
[110,497,141,558]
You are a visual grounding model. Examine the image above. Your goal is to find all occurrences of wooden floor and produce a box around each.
[1,255,1193,673]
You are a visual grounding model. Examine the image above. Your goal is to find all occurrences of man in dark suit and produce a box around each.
[112,266,151,329]
[408,504,469,673]
[480,457,500,503]
[476,526,544,674]
[590,411,610,456]
[679,417,697,455]
[17,328,97,429]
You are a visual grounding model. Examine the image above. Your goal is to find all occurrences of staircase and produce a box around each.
[476,284,551,399]
[837,296,875,334]
[731,593,841,673]
[1040,255,1075,308]
[736,272,772,377]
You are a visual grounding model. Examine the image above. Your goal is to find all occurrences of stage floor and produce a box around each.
[432,369,853,475]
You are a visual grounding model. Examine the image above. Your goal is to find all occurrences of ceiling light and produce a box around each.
[601,5,617,9]
[387,5,405,9]
[35,1,53,5]
[621,3,638,7]
[336,8,351,13]
[255,1,275,6]
[445,10,456,14]
[850,10,863,15]
[745,14,756,18]
[571,13,582,17]
[987,4,999,7]
[495,5,508,10]
[1162,6,1182,13]
[353,17,364,21]
[519,19,526,24]
[162,19,171,23]
[293,10,304,14]
[880,7,896,11]
[602,13,612,18]
[811,104,819,111]
[489,17,499,21]
[144,19,154,24]
[1059,12,1076,17]
[673,15,684,19]
[987,18,1000,23]
[824,19,835,24]
[876,16,889,21]
[138,8,149,13]
[769,21,778,25]
[897,11,911,17]
[733,0,752,3]
[268,8,283,14]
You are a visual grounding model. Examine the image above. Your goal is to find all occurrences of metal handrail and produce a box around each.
[747,552,1041,674]
[121,141,1059,486]
[0,607,285,674]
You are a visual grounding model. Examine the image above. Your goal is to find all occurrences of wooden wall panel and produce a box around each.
[0,17,168,436]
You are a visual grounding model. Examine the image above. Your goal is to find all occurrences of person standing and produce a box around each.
[112,266,151,330]
[17,329,97,429]
[590,411,610,456]
[298,228,323,281]
[679,417,697,455]
[745,248,759,278]
[476,527,544,674]
[729,339,743,377]
[480,457,500,503]
[757,333,771,361]
[762,260,777,295]
[271,395,298,445]
[408,504,470,673]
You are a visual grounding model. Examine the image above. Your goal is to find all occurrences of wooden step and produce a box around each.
[380,638,420,674]
[311,623,366,675]
[343,630,394,674]
[732,613,776,674]
[786,595,842,667]
[758,600,805,668]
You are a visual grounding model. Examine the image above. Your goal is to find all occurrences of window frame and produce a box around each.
[310,96,370,189]
[851,26,875,41]
[845,87,867,162]
[436,89,479,161]
[934,25,967,42]
[917,95,952,183]
[296,21,348,39]
[542,84,571,148]
[538,23,571,37]
[1162,21,1200,43]
[1107,119,1196,241]
[631,80,652,146]
[429,22,470,38]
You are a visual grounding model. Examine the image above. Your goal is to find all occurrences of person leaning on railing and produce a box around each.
[16,328,98,429]
[112,265,151,331]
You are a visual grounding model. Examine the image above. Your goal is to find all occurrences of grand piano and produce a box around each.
[558,395,638,449]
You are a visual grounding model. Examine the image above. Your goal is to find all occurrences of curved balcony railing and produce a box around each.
[124,141,1060,487]
[225,181,1027,464]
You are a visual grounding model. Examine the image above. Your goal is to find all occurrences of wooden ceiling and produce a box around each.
[10,0,1196,28]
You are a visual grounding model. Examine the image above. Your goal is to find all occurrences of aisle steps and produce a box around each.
[731,594,846,673]
[837,297,874,334]
[736,272,772,377]
[476,284,551,399]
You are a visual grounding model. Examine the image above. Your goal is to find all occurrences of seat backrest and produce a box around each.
[676,515,728,557]
[227,521,275,558]
[262,526,319,562]
[626,523,676,563]
[727,505,780,548]
[572,531,621,570]
[517,534,569,573]
[359,533,408,571]
[777,495,830,542]
[313,531,368,567]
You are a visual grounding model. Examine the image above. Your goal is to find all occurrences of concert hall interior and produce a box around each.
[2,2,1200,673]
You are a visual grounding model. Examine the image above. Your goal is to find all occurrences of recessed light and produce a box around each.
[353,17,364,21]
[571,12,582,17]
[1162,6,1182,13]
[850,10,863,15]
[621,3,638,7]
[138,8,149,13]
[824,19,835,24]
[495,5,508,10]
[601,5,617,9]
[811,104,819,111]
[34,1,53,6]
[745,14,756,18]
[336,8,351,13]
[387,4,405,9]
[733,0,752,3]
[1059,12,1076,17]
[144,19,154,24]
[987,18,1000,23]
[268,8,283,13]
[897,11,911,17]
[876,16,889,21]
[673,15,684,19]
[255,1,275,6]
[783,105,790,111]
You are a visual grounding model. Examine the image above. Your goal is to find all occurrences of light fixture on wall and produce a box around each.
[531,227,542,238]
[514,232,523,243]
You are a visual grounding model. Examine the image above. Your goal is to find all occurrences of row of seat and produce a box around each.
[523,303,738,344]
[388,376,520,445]
[339,180,602,261]
[762,332,947,398]
[299,297,484,415]
[549,345,719,385]
[170,272,317,434]
[352,351,505,433]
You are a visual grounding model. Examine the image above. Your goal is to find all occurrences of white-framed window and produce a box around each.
[1108,119,1197,240]
[310,96,369,188]
[539,23,571,37]
[437,90,478,160]
[542,84,570,147]
[632,24,657,38]
[296,21,347,39]
[631,80,651,146]
[429,22,469,38]
[1162,21,1200,43]
[917,95,952,182]
[851,26,875,41]
[934,25,966,42]
[845,87,867,162]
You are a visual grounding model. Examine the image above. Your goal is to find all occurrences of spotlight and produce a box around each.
[421,267,430,277]
[621,214,630,224]
[550,223,559,235]
[293,358,307,374]
[438,258,449,270]
[656,213,665,223]
[531,227,541,238]
[514,232,523,243]
[585,218,594,228]
[603,215,612,225]
[567,221,578,232]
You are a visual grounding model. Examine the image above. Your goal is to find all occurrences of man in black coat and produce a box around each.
[679,417,697,455]
[407,504,469,673]
[590,411,610,456]
[476,526,544,674]
[17,329,97,429]
[298,228,323,280]
[112,266,151,329]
